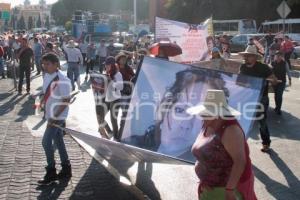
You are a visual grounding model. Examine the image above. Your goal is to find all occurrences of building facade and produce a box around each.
[12,0,52,30]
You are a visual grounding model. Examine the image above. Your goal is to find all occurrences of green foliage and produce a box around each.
[36,14,41,28]
[28,16,34,30]
[18,15,26,30]
[45,16,50,29]
[165,0,300,25]
[51,0,149,25]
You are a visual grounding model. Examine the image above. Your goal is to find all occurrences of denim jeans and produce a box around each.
[273,82,286,111]
[67,62,80,90]
[42,120,69,169]
[0,58,3,75]
[35,56,42,73]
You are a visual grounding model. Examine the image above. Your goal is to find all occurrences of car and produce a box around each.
[292,45,300,59]
[230,34,267,53]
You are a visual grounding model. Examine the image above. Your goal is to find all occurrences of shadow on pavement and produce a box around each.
[36,177,71,200]
[15,95,35,122]
[0,93,27,115]
[70,159,139,200]
[253,149,300,199]
[249,108,300,142]
[136,162,161,200]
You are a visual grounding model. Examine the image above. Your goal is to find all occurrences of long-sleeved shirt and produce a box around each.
[105,72,123,102]
[64,47,83,64]
[79,43,88,54]
[87,46,96,60]
[97,45,107,58]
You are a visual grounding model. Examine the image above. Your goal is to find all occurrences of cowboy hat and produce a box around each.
[66,40,78,48]
[238,45,262,58]
[186,90,240,117]
[115,52,128,63]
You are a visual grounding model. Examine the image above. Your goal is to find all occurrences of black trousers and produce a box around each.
[99,57,106,74]
[18,66,31,93]
[258,96,271,146]
[107,99,121,140]
[86,59,95,75]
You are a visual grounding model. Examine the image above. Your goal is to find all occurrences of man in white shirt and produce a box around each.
[38,53,72,185]
[63,40,83,91]
[97,39,107,73]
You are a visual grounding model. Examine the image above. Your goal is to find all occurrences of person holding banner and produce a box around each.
[105,56,124,141]
[239,45,278,152]
[38,53,72,185]
[189,90,257,200]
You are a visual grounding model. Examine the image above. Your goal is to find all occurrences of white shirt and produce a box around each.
[97,45,107,58]
[64,46,83,64]
[43,70,72,120]
[79,43,88,54]
[105,72,124,102]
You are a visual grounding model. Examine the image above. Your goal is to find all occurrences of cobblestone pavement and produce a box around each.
[0,78,140,200]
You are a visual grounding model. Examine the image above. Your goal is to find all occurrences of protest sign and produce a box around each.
[155,17,210,63]
[121,56,265,163]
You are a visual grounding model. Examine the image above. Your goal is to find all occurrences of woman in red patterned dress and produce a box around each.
[188,90,257,200]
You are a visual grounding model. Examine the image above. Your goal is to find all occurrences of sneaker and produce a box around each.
[38,167,58,185]
[261,145,270,153]
[57,164,72,179]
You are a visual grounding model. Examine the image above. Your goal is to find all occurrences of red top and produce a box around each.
[192,120,256,199]
[281,40,294,53]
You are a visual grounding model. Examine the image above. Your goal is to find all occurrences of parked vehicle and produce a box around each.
[230,34,267,53]
[213,19,257,35]
[260,18,300,43]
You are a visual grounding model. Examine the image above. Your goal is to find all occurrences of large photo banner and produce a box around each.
[155,17,209,63]
[121,57,265,163]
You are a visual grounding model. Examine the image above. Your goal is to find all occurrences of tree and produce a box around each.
[51,0,150,25]
[45,16,50,29]
[28,16,34,30]
[36,14,41,28]
[165,0,300,25]
[18,15,26,30]
[65,21,72,31]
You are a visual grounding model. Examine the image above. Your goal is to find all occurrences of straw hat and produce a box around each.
[238,45,262,58]
[66,40,78,48]
[115,52,128,63]
[187,90,240,117]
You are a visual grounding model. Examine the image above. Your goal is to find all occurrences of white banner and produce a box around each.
[155,17,209,63]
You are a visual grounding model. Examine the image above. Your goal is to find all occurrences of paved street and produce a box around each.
[0,77,140,200]
[0,65,300,200]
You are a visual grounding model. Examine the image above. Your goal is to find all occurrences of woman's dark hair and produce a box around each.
[46,42,54,50]
[42,53,60,65]
[107,63,118,79]
[157,68,230,124]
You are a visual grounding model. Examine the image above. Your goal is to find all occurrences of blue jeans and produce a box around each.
[67,62,80,90]
[35,56,42,73]
[42,120,69,169]
[0,57,4,75]
[273,82,286,111]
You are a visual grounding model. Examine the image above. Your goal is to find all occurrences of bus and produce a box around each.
[212,19,257,35]
[260,18,300,42]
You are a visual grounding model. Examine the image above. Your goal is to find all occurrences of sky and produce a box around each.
[0,0,58,7]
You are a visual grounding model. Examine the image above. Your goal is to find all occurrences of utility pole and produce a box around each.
[134,0,137,27]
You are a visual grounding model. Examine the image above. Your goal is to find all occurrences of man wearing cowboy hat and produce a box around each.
[239,45,278,152]
[63,40,83,91]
